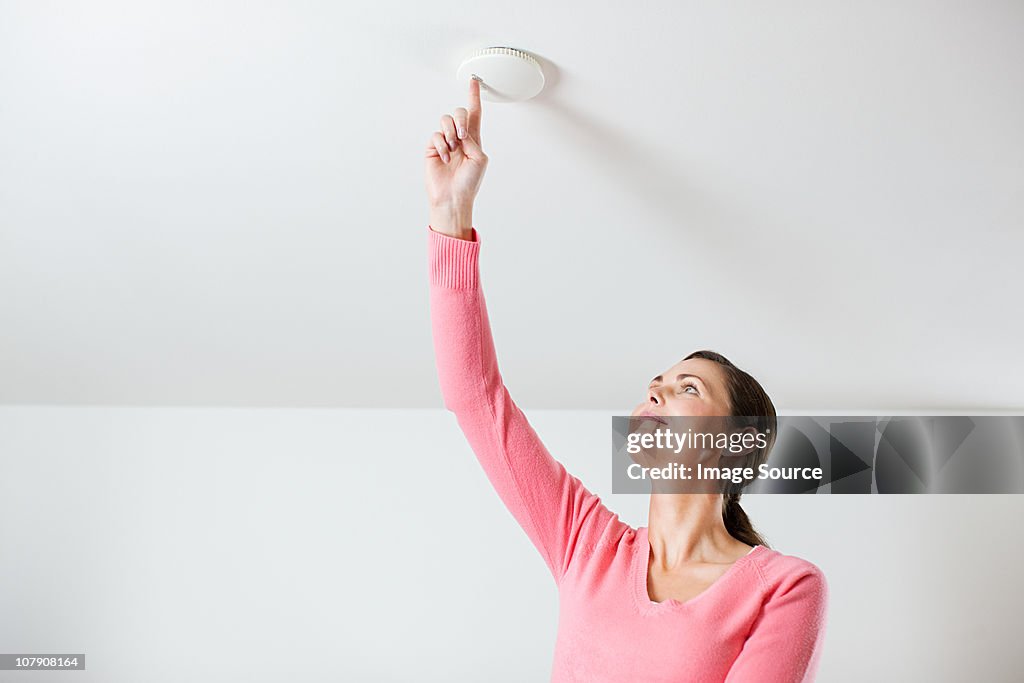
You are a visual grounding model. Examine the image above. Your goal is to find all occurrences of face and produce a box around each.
[625,358,741,492]
[630,357,733,420]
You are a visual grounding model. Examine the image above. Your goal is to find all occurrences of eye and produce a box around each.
[678,383,699,395]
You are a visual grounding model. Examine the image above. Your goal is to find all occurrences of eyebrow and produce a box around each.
[649,373,706,388]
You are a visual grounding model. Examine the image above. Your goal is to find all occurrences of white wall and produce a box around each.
[2,407,1021,681]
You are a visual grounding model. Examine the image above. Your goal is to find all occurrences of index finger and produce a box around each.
[467,75,482,138]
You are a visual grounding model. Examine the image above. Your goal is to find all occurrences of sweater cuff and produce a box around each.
[428,225,480,290]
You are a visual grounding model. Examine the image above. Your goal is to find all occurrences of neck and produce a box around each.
[646,492,740,570]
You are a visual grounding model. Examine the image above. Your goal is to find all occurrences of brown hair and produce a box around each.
[682,350,777,549]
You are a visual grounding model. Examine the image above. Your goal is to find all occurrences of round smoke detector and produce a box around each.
[456,47,545,102]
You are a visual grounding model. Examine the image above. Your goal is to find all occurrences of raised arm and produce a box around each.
[422,77,621,584]
[426,225,622,584]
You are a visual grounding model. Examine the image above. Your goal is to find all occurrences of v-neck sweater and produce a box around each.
[427,225,829,682]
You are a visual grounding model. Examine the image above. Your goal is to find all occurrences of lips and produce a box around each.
[639,411,668,425]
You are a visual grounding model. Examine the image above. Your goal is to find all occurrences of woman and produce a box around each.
[423,76,828,683]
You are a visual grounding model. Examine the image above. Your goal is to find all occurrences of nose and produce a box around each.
[648,386,664,406]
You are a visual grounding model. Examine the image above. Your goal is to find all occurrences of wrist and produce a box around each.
[428,205,475,240]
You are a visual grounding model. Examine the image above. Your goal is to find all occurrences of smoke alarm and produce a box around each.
[456,47,545,102]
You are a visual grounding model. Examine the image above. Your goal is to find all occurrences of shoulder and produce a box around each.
[748,546,829,608]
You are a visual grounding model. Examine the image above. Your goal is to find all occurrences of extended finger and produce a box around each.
[467,76,482,139]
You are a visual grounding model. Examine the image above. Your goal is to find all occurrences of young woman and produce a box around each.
[423,77,828,683]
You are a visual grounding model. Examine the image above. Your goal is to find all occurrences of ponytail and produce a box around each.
[681,350,778,551]
[722,492,770,549]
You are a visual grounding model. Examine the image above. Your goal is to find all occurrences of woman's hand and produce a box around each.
[424,77,488,239]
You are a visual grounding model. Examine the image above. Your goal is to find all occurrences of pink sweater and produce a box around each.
[427,225,829,682]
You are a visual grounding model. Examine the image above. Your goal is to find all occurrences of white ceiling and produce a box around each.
[1,1,1021,410]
